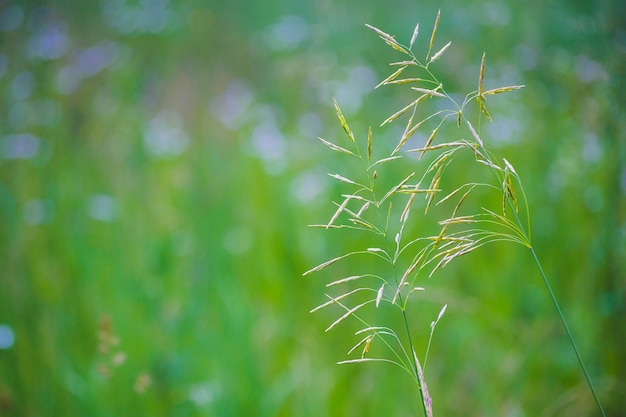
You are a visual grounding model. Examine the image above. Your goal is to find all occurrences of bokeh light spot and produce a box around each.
[87,194,118,222]
[1,133,40,160]
[575,55,607,83]
[101,0,179,34]
[210,81,254,130]
[8,101,35,130]
[11,71,36,101]
[24,199,54,225]
[0,325,15,349]
[143,110,189,158]
[0,5,24,32]
[266,15,310,50]
[291,172,324,205]
[27,20,69,60]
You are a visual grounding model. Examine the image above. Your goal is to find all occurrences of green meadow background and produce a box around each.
[0,0,624,415]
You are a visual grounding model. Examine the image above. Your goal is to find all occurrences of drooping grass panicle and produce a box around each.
[305,10,605,417]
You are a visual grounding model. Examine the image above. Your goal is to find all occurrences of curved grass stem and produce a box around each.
[366,142,429,417]
[382,210,429,417]
[498,163,605,416]
[528,246,606,417]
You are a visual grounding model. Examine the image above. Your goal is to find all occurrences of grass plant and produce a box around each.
[304,11,606,416]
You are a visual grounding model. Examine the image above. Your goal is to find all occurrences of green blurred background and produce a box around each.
[0,0,624,415]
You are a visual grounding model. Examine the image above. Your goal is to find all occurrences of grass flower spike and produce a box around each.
[305,10,606,417]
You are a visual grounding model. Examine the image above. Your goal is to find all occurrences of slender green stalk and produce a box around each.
[373,176,428,417]
[528,246,606,417]
[402,309,428,416]
[384,235,428,417]
[497,153,606,416]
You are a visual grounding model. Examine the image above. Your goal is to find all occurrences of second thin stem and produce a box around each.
[528,246,606,417]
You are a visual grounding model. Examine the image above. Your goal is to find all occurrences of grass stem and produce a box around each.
[401,309,428,417]
[528,246,606,417]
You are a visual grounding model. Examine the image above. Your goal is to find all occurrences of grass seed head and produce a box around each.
[428,9,441,56]
[479,52,486,96]
[428,41,452,65]
[410,22,420,48]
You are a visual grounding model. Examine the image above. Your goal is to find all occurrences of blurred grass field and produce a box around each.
[0,0,624,416]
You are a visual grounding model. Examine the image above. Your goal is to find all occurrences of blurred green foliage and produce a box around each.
[0,0,624,416]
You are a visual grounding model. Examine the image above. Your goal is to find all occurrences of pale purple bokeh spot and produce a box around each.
[2,133,40,160]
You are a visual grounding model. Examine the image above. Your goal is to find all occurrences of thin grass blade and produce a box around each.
[410,22,419,48]
[466,120,484,147]
[326,300,373,332]
[375,284,385,307]
[376,65,407,89]
[367,126,373,161]
[303,250,369,276]
[393,252,424,304]
[326,195,351,229]
[317,137,356,156]
[394,120,425,154]
[347,335,372,355]
[337,357,408,370]
[333,99,355,143]
[326,274,380,287]
[369,155,403,169]
[411,85,446,97]
[381,94,426,126]
[390,60,418,66]
[478,98,492,121]
[428,40,451,64]
[428,9,441,57]
[356,201,371,218]
[420,127,440,159]
[478,52,486,96]
[407,140,469,153]
[386,77,426,85]
[380,172,415,205]
[503,158,518,176]
[310,288,371,313]
[483,85,525,95]
[327,173,365,187]
[365,23,410,55]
